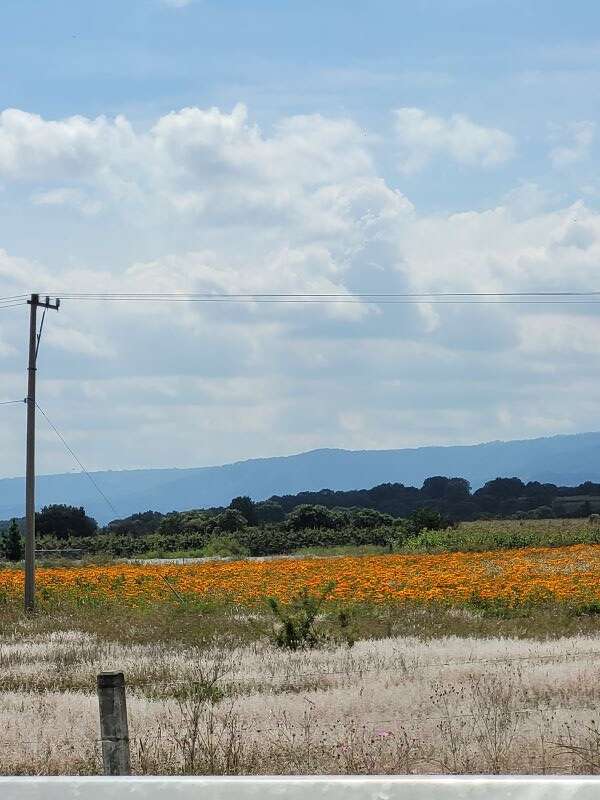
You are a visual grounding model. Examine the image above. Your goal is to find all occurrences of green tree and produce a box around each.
[255,500,285,523]
[229,496,257,525]
[286,504,339,531]
[445,477,471,500]
[105,511,164,538]
[3,519,23,562]
[406,508,448,536]
[421,476,449,498]
[477,477,525,500]
[350,508,395,529]
[36,505,98,540]
[210,508,247,534]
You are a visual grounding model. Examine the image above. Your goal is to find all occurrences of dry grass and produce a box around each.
[4,538,600,776]
[3,610,600,775]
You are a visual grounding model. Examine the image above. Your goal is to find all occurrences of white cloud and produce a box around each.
[394,107,516,173]
[2,103,600,474]
[549,120,595,168]
[32,187,102,216]
[501,182,560,220]
[45,326,114,358]
[0,104,375,232]
[0,108,136,182]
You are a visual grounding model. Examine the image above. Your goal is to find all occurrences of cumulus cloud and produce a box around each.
[1,103,599,474]
[0,108,136,182]
[549,120,595,168]
[501,182,560,220]
[31,187,102,216]
[0,104,377,233]
[394,107,516,173]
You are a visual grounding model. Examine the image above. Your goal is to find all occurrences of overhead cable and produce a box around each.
[35,402,118,515]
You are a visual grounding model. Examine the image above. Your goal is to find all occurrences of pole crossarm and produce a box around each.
[27,295,60,311]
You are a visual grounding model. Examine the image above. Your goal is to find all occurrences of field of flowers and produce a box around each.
[3,544,600,775]
[1,543,600,607]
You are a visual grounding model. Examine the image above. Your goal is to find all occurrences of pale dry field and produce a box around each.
[2,621,600,775]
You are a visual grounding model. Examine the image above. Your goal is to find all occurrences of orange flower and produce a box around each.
[2,544,600,607]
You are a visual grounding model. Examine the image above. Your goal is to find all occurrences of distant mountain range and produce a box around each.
[2,431,600,524]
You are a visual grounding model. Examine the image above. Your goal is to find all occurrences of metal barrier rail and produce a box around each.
[1,776,600,799]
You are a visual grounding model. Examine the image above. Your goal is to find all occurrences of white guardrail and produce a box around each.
[1,776,600,799]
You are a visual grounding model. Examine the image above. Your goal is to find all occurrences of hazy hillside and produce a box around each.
[2,432,600,524]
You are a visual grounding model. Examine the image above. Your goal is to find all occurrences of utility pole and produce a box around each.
[25,293,60,612]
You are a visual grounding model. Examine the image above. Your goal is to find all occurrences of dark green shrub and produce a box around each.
[202,536,249,558]
[266,582,335,650]
[2,519,23,562]
[406,508,454,536]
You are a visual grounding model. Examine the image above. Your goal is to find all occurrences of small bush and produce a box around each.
[406,508,454,537]
[202,536,249,558]
[266,582,335,650]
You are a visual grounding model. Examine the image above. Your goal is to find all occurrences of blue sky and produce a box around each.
[2,1,600,477]
[1,0,599,219]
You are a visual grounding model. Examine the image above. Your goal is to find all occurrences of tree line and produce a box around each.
[2,474,600,560]
[268,476,600,520]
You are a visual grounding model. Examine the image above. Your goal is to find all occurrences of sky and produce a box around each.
[2,0,600,477]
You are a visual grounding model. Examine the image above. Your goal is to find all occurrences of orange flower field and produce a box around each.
[1,544,600,607]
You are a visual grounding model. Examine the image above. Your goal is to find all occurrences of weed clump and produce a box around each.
[266,582,335,650]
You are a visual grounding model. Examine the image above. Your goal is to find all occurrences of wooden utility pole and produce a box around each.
[25,293,60,612]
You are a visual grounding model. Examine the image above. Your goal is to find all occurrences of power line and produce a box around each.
[50,290,600,296]
[47,300,600,305]
[0,294,28,302]
[53,289,600,295]
[35,402,118,515]
[0,399,24,406]
[39,290,600,305]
